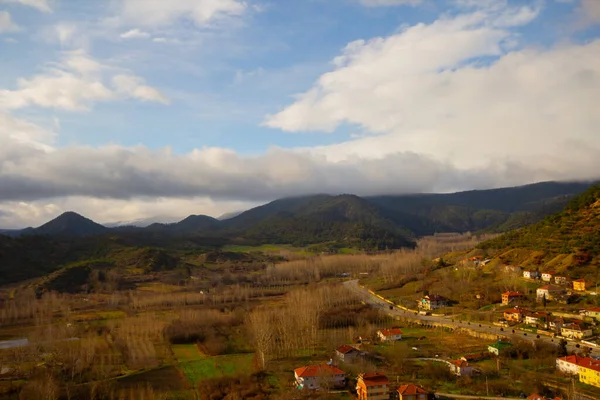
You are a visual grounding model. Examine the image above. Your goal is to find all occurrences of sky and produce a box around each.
[1,0,600,228]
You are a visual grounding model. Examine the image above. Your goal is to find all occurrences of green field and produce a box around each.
[178,353,255,385]
[172,344,206,362]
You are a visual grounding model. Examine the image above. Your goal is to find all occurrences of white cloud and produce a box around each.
[112,75,170,104]
[0,10,19,33]
[1,0,51,13]
[120,28,150,39]
[116,0,247,28]
[265,8,600,174]
[359,0,422,6]
[0,51,169,110]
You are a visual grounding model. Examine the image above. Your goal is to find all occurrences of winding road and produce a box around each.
[343,280,599,357]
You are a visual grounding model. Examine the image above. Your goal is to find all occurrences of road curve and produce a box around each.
[343,280,597,357]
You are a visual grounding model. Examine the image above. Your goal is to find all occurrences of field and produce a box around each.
[177,353,255,385]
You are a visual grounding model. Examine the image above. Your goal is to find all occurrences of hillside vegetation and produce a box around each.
[479,184,600,269]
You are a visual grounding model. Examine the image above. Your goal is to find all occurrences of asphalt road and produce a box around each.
[343,280,599,357]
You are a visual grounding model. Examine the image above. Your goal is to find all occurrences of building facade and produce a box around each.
[356,372,389,400]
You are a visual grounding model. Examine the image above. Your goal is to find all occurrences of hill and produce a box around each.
[33,211,108,237]
[367,181,592,235]
[478,184,600,272]
[230,194,415,250]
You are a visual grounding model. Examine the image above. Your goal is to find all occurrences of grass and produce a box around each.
[222,244,289,252]
[177,353,255,385]
[172,344,206,362]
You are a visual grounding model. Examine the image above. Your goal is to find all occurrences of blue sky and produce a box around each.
[1,0,600,227]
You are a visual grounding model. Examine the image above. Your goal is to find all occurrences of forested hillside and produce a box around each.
[479,184,600,268]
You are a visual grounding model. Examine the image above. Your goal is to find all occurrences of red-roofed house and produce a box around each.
[397,383,430,400]
[502,291,524,305]
[556,355,586,375]
[377,328,403,341]
[448,359,474,376]
[294,365,345,390]
[585,307,600,321]
[356,372,389,400]
[336,345,361,363]
[504,307,528,322]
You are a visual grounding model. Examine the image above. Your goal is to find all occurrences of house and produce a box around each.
[576,357,600,388]
[397,383,430,400]
[523,270,540,279]
[377,328,403,342]
[356,372,389,400]
[503,307,528,322]
[488,341,513,356]
[556,355,586,375]
[294,365,345,390]
[418,294,449,310]
[573,279,586,292]
[554,276,568,285]
[502,291,524,305]
[525,312,549,327]
[448,359,474,376]
[336,345,361,363]
[561,323,593,339]
[542,271,556,282]
[548,316,565,332]
[536,285,565,301]
[584,307,600,321]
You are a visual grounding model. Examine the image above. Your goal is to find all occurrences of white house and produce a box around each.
[377,328,403,341]
[294,365,345,390]
[536,285,565,301]
[335,345,361,363]
[556,355,584,375]
[541,272,556,282]
[525,312,549,327]
[523,270,540,279]
[554,276,568,285]
[561,323,593,339]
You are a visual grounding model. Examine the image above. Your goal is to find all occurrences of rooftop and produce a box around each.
[379,328,403,336]
[359,372,389,386]
[397,383,429,396]
[294,364,344,378]
[336,344,359,354]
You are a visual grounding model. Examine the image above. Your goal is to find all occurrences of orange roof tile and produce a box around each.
[336,344,359,354]
[398,383,429,396]
[380,328,403,336]
[359,372,389,386]
[294,365,344,378]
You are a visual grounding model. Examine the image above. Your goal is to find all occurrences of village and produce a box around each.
[289,256,600,400]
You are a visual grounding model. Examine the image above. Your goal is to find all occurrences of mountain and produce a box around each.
[478,184,600,271]
[147,214,220,234]
[366,181,594,235]
[33,212,108,237]
[226,194,415,250]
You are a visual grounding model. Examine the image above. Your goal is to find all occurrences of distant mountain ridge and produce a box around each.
[1,181,596,242]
